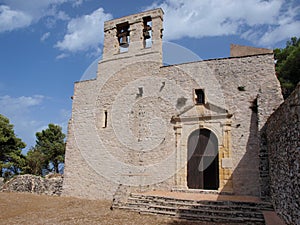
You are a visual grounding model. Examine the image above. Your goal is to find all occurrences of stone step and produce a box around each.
[139,208,265,224]
[127,196,272,212]
[129,193,273,211]
[119,206,265,224]
[125,202,264,219]
[151,204,264,218]
[114,193,273,224]
[126,201,264,216]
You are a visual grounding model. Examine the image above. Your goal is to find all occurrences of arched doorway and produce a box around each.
[187,129,219,190]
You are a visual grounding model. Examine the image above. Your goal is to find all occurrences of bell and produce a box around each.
[143,25,151,39]
[119,33,129,48]
[143,30,151,39]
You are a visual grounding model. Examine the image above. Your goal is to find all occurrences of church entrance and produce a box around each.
[187,129,219,190]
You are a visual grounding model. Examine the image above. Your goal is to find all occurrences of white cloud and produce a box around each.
[0,95,46,150]
[55,7,112,53]
[243,21,300,46]
[0,95,44,113]
[72,0,84,7]
[1,0,68,19]
[0,5,32,32]
[147,0,300,46]
[0,95,70,151]
[56,53,69,59]
[0,0,75,32]
[56,10,70,21]
[41,32,51,42]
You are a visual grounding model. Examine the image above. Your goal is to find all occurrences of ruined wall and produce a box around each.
[263,83,300,225]
[1,174,63,196]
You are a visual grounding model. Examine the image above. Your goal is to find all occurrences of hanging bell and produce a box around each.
[119,33,129,48]
[143,30,151,39]
[143,25,151,39]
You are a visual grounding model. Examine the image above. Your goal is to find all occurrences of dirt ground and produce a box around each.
[0,192,234,225]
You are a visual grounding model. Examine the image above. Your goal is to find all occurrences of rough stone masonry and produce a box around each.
[62,8,283,200]
[1,174,63,196]
[262,83,300,225]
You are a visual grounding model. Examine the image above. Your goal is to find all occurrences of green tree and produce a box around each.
[274,37,300,98]
[35,124,66,174]
[0,114,26,178]
[24,146,47,176]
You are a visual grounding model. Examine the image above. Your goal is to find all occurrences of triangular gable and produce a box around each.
[171,102,232,123]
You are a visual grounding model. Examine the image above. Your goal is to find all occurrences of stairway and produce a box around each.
[113,192,274,224]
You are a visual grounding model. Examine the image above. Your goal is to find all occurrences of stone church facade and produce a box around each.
[62,8,283,200]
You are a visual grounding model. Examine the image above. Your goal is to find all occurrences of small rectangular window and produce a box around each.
[195,89,205,104]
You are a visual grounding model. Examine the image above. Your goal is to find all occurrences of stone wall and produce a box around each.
[176,55,283,196]
[230,44,273,57]
[63,53,283,199]
[63,9,283,200]
[263,83,300,225]
[1,174,63,196]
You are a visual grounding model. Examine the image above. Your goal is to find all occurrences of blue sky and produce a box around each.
[0,0,299,152]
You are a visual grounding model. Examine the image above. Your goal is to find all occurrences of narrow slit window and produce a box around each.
[195,89,205,104]
[102,110,108,128]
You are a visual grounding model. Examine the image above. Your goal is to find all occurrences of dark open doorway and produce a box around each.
[187,129,219,190]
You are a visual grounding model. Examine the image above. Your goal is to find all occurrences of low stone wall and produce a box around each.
[263,83,300,225]
[0,174,63,196]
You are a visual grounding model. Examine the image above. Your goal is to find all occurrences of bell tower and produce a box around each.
[102,8,164,63]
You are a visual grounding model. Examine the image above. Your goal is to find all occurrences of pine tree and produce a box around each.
[35,124,66,174]
[0,114,26,178]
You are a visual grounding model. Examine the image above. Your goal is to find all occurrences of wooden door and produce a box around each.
[187,129,219,190]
